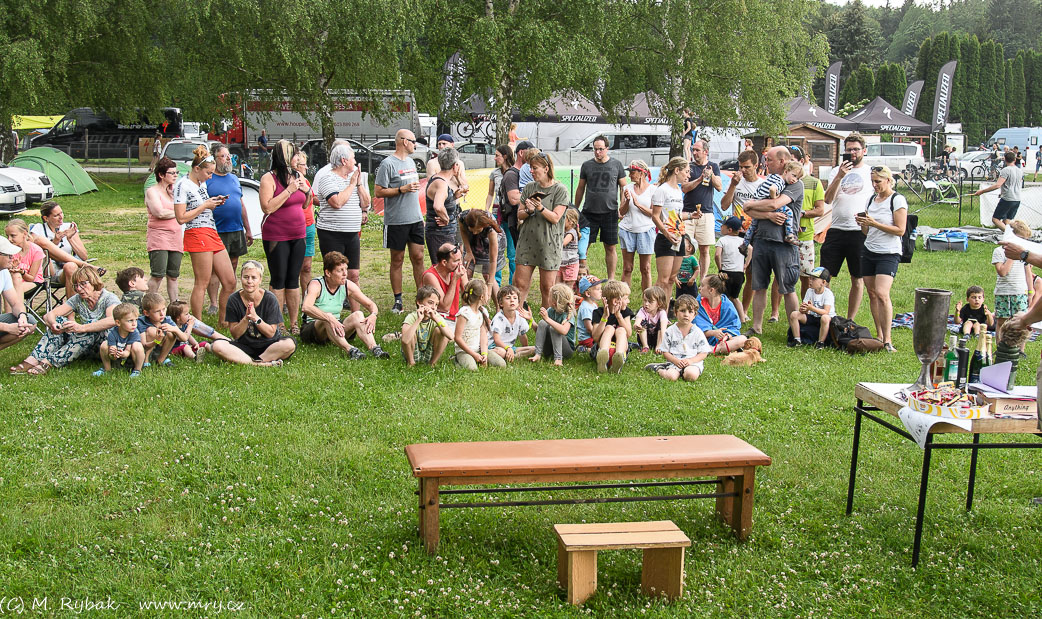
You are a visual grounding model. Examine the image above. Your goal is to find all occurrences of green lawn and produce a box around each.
[1,175,1040,616]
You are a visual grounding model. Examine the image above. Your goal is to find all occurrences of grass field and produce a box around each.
[2,175,1040,617]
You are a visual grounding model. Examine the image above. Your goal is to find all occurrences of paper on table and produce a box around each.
[898,406,973,448]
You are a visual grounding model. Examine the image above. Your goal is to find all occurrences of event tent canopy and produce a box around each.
[11,115,63,131]
[784,97,857,131]
[843,97,931,135]
[11,147,97,195]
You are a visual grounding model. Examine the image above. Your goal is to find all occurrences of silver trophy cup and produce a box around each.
[912,288,953,391]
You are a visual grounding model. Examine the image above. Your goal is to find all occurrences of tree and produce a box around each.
[604,0,827,157]
[875,63,907,107]
[823,0,883,74]
[886,5,936,65]
[957,35,982,143]
[979,40,1000,137]
[839,70,861,109]
[1011,54,1027,126]
[980,0,1042,59]
[1004,59,1014,127]
[1026,51,1042,126]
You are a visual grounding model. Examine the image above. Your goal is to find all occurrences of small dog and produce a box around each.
[721,337,765,366]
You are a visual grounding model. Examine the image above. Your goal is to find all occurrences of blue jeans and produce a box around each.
[498,225,519,286]
[577,227,591,260]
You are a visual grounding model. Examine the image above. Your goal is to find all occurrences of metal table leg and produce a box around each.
[911,434,934,568]
[846,405,863,516]
[967,433,981,511]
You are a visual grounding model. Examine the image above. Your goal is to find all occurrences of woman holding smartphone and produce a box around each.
[854,165,906,353]
[514,152,569,308]
[259,140,308,335]
[174,144,237,327]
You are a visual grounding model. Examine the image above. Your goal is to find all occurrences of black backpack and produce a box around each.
[829,316,883,353]
[867,193,916,263]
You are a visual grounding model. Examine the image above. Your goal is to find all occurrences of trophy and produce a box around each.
[912,288,953,391]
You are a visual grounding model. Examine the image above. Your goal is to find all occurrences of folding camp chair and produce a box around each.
[23,252,67,335]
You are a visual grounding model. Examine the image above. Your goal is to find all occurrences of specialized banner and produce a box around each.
[931,61,957,132]
[825,61,842,114]
[902,80,924,117]
[441,51,466,114]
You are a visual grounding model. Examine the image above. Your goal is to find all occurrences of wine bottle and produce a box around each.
[968,334,985,383]
[943,335,959,382]
[932,336,950,385]
[955,337,971,391]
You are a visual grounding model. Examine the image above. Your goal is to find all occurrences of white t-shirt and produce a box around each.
[863,193,908,255]
[491,310,529,347]
[658,323,712,367]
[172,176,215,231]
[804,287,836,317]
[315,168,365,233]
[828,165,874,231]
[716,235,745,272]
[731,177,765,213]
[455,305,483,351]
[992,246,1028,296]
[29,222,75,257]
[0,268,12,294]
[620,184,656,233]
[651,184,684,224]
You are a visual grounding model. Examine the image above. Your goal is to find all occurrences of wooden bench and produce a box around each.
[555,520,690,605]
[405,435,771,553]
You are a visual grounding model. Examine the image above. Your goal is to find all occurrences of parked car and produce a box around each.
[300,138,388,177]
[161,138,249,176]
[0,173,27,215]
[862,142,926,175]
[454,140,497,169]
[369,137,429,172]
[954,150,993,180]
[0,162,53,203]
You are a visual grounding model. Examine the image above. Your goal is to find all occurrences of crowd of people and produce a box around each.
[4,128,1033,380]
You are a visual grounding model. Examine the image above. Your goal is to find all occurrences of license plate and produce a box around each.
[15,196,24,205]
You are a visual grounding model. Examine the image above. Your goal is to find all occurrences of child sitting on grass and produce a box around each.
[646,294,711,382]
[695,273,747,354]
[491,285,534,362]
[166,300,229,361]
[453,279,504,370]
[787,267,834,349]
[402,285,456,367]
[634,285,668,353]
[955,285,995,337]
[95,302,145,377]
[574,275,605,353]
[530,283,575,366]
[592,280,633,373]
[741,160,803,251]
[116,267,149,309]
[137,292,186,366]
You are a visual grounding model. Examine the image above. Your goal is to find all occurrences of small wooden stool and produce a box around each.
[554,520,690,605]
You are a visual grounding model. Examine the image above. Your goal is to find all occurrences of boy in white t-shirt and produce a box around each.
[788,266,835,349]
[646,294,711,382]
[490,285,534,362]
[715,216,750,321]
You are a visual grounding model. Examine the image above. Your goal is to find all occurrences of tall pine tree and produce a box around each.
[1012,53,1027,126]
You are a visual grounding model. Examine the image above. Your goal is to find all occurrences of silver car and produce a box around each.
[0,162,53,203]
[0,173,27,215]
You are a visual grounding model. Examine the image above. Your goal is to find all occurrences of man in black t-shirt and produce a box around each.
[574,136,627,280]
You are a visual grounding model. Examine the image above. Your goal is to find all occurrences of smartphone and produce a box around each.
[532,191,549,200]
[841,153,853,164]
[856,211,867,218]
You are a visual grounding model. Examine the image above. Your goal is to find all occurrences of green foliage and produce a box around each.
[835,98,870,118]
[874,63,907,107]
[980,0,1042,59]
[957,35,982,144]
[1011,54,1027,126]
[1026,50,1042,125]
[823,0,883,74]
[1004,59,1014,127]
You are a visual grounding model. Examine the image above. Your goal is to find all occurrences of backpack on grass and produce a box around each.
[829,316,884,354]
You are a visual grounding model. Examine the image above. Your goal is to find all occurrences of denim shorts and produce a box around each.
[618,228,656,255]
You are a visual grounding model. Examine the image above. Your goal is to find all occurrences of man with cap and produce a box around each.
[499,140,534,285]
[574,135,627,280]
[0,236,37,359]
[426,134,469,196]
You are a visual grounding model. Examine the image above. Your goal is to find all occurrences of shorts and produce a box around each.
[228,337,296,361]
[750,241,799,294]
[559,261,579,282]
[584,211,619,245]
[303,224,317,258]
[148,250,183,279]
[317,228,361,270]
[300,320,327,345]
[218,229,249,259]
[577,227,591,260]
[820,228,865,279]
[993,199,1021,221]
[383,221,425,252]
[654,233,686,258]
[721,270,745,299]
[995,294,1028,318]
[798,240,815,275]
[688,211,715,246]
[859,250,900,278]
[619,228,656,254]
[425,225,459,264]
[183,227,226,254]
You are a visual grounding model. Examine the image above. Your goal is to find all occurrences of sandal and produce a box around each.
[9,360,37,375]
[290,324,300,336]
[26,361,51,376]
[268,359,283,368]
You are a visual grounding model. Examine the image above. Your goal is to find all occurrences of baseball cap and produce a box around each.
[515,140,534,153]
[436,133,454,144]
[0,237,19,256]
[578,275,606,295]
[807,266,831,282]
[722,216,742,231]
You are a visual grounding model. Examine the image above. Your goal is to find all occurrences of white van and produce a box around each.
[862,142,926,174]
[986,127,1042,153]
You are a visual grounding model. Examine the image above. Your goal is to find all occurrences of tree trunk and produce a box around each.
[0,118,13,164]
[495,73,512,147]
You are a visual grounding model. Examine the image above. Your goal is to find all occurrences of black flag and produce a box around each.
[931,61,957,132]
[825,61,842,114]
[902,80,924,117]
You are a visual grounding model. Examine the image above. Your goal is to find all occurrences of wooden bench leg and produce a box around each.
[715,475,735,526]
[730,466,756,540]
[641,547,685,600]
[419,478,440,554]
[565,550,598,605]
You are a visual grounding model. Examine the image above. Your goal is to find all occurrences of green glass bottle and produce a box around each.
[943,335,958,382]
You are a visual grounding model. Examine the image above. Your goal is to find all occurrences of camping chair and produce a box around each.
[912,178,960,214]
[23,251,68,334]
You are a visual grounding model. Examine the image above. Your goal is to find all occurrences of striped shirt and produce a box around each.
[315,166,364,233]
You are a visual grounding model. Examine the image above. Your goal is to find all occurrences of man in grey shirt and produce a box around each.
[375,129,424,314]
[574,136,627,279]
[975,151,1024,231]
[740,146,805,337]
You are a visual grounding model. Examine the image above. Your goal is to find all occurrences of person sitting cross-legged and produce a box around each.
[210,260,296,367]
[300,251,389,360]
